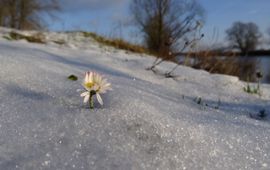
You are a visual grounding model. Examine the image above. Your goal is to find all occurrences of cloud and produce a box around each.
[60,0,128,12]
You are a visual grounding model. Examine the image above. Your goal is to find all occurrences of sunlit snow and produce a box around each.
[0,28,269,170]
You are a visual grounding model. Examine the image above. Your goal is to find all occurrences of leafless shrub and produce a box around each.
[0,0,60,30]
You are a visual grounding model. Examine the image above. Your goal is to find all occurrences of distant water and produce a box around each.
[178,55,270,84]
[255,56,270,84]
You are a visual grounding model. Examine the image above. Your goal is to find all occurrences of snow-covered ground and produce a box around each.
[0,28,270,170]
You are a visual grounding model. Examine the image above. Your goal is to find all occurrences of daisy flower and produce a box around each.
[80,71,111,109]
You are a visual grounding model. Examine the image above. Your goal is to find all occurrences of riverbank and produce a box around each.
[181,49,270,57]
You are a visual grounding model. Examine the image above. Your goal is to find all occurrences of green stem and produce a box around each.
[89,93,94,109]
[89,90,96,109]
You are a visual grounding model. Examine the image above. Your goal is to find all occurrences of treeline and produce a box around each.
[0,0,59,30]
[181,50,270,57]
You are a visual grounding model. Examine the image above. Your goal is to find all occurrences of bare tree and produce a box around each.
[130,0,204,55]
[130,0,204,74]
[226,22,261,54]
[0,1,9,26]
[0,0,16,27]
[0,0,59,30]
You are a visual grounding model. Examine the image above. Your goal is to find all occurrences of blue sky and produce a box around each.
[200,0,270,45]
[48,0,270,45]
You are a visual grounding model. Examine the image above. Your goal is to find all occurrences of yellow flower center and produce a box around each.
[85,82,94,89]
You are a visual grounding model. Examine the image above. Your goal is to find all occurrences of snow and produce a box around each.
[0,27,270,170]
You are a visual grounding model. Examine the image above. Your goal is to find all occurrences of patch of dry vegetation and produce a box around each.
[81,32,150,55]
[8,31,45,43]
[189,51,258,82]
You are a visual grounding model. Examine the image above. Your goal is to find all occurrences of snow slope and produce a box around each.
[0,28,270,170]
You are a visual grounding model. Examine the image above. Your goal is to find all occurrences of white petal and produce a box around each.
[83,94,90,103]
[103,83,111,88]
[85,72,89,82]
[100,80,108,86]
[96,93,103,105]
[99,88,107,94]
[89,72,93,82]
[80,91,89,97]
[100,84,112,93]
[97,75,102,83]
